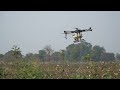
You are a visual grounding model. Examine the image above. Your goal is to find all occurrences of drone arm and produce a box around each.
[64,31,75,34]
[81,29,92,32]
[64,31,76,40]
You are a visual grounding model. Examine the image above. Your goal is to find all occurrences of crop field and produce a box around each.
[0,60,120,79]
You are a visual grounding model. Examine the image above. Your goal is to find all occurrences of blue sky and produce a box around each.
[0,11,120,55]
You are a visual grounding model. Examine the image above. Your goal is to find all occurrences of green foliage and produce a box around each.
[65,41,92,61]
[11,45,22,59]
[51,51,61,61]
[16,64,45,79]
[81,54,91,61]
[116,53,120,60]
[60,50,65,61]
[3,41,115,63]
[0,54,4,60]
[0,54,4,58]
[0,60,120,79]
[25,53,35,60]
[0,68,5,78]
[0,60,48,79]
[44,45,54,62]
[91,45,106,61]
[101,53,115,61]
[39,50,47,62]
[3,50,15,60]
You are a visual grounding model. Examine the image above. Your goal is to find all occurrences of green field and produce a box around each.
[0,60,120,79]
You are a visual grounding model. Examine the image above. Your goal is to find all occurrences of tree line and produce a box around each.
[0,41,120,62]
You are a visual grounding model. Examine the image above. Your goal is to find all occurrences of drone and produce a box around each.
[63,27,92,43]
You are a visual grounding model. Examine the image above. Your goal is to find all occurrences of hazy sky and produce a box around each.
[0,11,120,55]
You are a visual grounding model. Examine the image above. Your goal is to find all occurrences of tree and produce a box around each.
[100,53,115,61]
[0,54,4,60]
[81,54,92,62]
[51,51,61,61]
[11,45,22,59]
[25,53,34,60]
[116,53,120,61]
[3,45,22,60]
[91,45,106,61]
[39,50,47,62]
[60,50,65,61]
[44,45,54,62]
[25,53,39,60]
[65,41,92,62]
[3,50,15,60]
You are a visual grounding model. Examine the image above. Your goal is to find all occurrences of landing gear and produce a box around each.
[80,39,86,43]
[73,40,79,43]
[73,38,86,43]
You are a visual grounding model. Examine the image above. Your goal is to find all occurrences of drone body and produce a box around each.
[63,27,92,43]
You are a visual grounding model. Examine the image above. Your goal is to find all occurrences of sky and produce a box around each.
[0,11,120,55]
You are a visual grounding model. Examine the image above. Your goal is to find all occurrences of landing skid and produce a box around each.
[81,39,86,42]
[73,39,86,44]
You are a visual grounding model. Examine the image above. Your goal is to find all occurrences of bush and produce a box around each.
[0,60,120,79]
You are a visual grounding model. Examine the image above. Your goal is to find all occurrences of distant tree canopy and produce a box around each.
[4,50,13,58]
[63,42,116,62]
[0,54,4,60]
[11,45,22,59]
[44,45,54,62]
[116,53,120,60]
[0,45,22,61]
[0,54,4,58]
[0,42,118,62]
[39,50,47,61]
[25,53,35,60]
[81,54,92,61]
[51,51,61,61]
[91,45,106,61]
[100,53,115,61]
[65,42,92,61]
